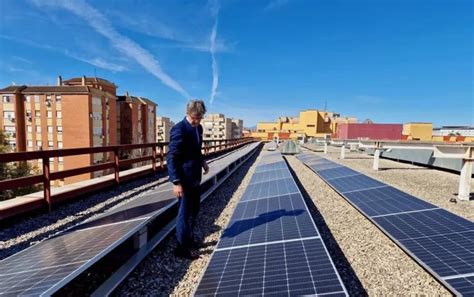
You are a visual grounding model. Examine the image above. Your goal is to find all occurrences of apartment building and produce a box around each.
[0,76,118,185]
[156,116,174,143]
[202,113,233,141]
[116,93,156,145]
[253,109,357,141]
[231,119,243,139]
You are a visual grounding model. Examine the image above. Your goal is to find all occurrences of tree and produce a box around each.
[0,130,41,200]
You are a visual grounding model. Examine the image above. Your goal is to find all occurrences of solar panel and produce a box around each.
[445,276,474,296]
[218,194,319,249]
[254,161,288,173]
[298,152,474,296]
[316,167,360,180]
[196,239,347,296]
[196,151,348,296]
[325,174,386,194]
[0,219,146,296]
[373,209,474,278]
[240,178,300,202]
[343,186,437,217]
[309,162,344,172]
[249,168,292,185]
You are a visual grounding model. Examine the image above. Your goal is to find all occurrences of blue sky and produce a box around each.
[0,0,472,127]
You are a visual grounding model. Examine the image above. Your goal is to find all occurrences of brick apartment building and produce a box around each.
[0,76,156,186]
[116,93,157,165]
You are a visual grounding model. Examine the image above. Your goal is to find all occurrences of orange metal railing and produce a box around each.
[0,138,256,214]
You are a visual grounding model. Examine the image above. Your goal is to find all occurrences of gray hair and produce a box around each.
[186,100,207,116]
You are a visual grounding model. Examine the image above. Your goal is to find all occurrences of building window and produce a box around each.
[34,95,40,103]
[55,95,61,102]
[4,125,15,132]
[57,141,63,148]
[2,96,11,103]
[35,110,41,117]
[46,95,52,100]
[4,113,15,123]
[48,141,54,148]
[56,111,62,118]
[36,125,41,133]
[36,140,42,147]
[58,156,64,163]
[27,126,33,133]
[27,140,33,147]
[47,126,53,133]
[25,95,31,103]
[47,111,53,118]
[57,126,63,133]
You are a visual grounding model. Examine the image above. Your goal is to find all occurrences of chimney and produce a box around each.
[57,75,62,86]
[81,75,86,86]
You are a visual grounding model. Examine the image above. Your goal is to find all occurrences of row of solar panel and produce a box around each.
[0,142,261,296]
[195,151,348,296]
[297,152,474,296]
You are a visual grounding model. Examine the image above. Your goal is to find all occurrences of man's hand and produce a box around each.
[173,184,183,198]
[203,162,209,175]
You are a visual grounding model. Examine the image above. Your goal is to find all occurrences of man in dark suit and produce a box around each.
[167,100,209,259]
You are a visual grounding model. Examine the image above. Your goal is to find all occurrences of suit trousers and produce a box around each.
[176,184,201,249]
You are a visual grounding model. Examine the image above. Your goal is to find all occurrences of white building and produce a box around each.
[432,126,474,137]
[156,116,175,143]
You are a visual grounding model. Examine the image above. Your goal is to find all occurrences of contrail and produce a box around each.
[209,0,219,104]
[35,0,190,98]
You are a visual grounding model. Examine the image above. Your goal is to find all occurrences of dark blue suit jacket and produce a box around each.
[167,117,204,187]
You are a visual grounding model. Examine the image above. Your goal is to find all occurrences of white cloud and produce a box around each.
[0,34,127,73]
[209,0,220,105]
[106,7,233,54]
[33,0,191,98]
[210,19,219,104]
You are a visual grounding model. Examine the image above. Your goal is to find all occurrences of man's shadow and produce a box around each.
[222,209,305,238]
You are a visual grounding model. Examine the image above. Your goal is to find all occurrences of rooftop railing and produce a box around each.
[0,138,256,218]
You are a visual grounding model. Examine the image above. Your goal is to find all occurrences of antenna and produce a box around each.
[324,99,327,111]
